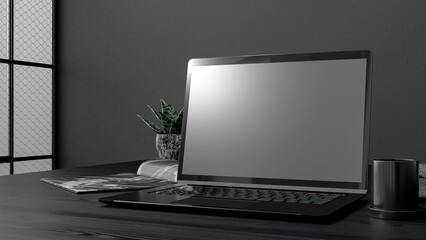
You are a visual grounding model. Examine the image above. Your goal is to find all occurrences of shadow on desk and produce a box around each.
[100,197,370,224]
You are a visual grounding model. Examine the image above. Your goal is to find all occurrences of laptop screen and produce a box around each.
[179,51,371,191]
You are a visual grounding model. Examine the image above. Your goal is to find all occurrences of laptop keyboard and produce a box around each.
[153,186,344,205]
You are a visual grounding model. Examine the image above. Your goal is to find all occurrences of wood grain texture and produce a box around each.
[1,160,426,240]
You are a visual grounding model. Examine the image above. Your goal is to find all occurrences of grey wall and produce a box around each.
[58,0,426,168]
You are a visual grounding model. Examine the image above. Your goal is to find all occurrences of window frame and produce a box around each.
[0,0,57,174]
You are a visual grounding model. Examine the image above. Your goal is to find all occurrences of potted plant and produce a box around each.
[136,99,184,160]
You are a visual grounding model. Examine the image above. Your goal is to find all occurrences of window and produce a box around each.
[0,0,56,175]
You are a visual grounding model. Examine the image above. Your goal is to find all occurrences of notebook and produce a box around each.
[100,50,372,219]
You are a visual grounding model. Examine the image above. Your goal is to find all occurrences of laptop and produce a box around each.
[100,50,372,219]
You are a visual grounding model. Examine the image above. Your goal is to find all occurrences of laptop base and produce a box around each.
[99,186,365,221]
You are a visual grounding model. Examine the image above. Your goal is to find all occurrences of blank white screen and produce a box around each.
[182,59,367,183]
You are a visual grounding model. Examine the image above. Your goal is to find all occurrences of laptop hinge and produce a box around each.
[177,180,367,194]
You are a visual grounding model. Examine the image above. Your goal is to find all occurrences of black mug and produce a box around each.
[368,158,423,220]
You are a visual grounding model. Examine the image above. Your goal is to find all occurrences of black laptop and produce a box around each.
[100,50,372,219]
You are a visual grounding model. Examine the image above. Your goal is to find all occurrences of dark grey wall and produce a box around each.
[58,0,426,168]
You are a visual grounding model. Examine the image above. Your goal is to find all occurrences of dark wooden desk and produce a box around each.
[1,160,426,240]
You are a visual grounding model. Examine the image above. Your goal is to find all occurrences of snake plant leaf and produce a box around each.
[170,109,184,134]
[136,114,163,133]
[175,108,184,123]
[137,99,184,134]
[177,108,184,119]
[170,121,179,134]
[158,111,173,133]
[160,99,176,117]
[146,104,162,124]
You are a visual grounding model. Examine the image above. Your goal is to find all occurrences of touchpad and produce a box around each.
[174,197,255,209]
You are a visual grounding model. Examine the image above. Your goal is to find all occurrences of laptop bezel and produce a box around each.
[178,50,372,194]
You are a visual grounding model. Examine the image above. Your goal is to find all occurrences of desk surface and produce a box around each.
[1,160,426,240]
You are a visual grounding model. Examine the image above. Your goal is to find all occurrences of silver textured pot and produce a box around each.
[156,134,182,160]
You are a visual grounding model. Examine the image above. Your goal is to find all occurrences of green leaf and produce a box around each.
[158,111,173,134]
[146,104,162,124]
[170,108,184,134]
[136,114,163,134]
[176,108,184,122]
[160,99,176,117]
[136,100,183,134]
